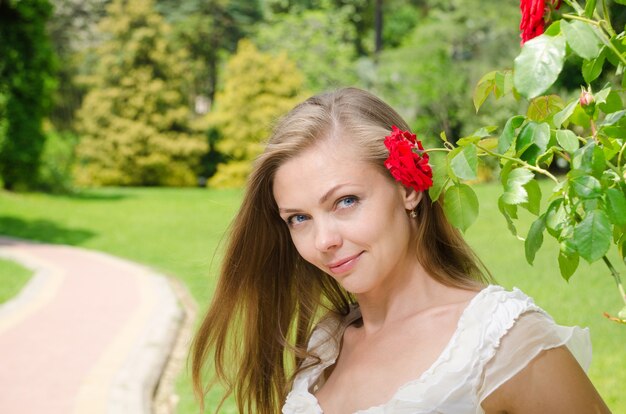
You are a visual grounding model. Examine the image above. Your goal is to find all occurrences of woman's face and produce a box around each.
[273,138,421,294]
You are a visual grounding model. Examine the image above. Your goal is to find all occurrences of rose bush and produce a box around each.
[430,0,626,324]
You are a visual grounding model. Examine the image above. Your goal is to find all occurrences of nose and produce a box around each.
[314,218,342,252]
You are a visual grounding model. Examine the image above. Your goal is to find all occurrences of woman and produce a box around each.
[192,88,610,414]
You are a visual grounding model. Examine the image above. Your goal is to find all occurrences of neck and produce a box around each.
[354,264,477,335]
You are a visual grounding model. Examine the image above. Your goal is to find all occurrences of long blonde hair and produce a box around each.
[191,88,491,413]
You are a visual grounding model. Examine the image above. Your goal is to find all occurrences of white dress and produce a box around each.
[281,285,591,414]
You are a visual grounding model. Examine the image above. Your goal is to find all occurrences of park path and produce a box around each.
[0,236,189,414]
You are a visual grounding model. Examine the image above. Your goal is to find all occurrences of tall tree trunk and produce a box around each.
[374,0,383,56]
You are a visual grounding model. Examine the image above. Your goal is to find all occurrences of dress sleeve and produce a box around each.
[477,309,592,403]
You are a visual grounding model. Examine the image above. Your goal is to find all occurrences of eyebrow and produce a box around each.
[278,183,350,214]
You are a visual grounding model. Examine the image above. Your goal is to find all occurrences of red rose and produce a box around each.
[384,126,433,193]
[519,0,561,44]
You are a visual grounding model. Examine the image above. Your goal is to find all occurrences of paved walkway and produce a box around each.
[0,237,188,414]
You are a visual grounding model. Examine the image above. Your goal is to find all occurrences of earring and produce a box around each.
[410,209,417,219]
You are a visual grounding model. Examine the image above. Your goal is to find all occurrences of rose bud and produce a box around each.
[580,88,596,117]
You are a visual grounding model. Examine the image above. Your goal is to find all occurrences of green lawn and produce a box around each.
[0,257,34,304]
[0,184,624,412]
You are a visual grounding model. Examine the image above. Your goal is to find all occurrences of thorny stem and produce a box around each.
[423,148,450,154]
[475,144,560,183]
[590,119,598,140]
[562,14,599,26]
[602,256,626,306]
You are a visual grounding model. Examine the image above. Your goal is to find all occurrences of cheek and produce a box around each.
[289,232,316,262]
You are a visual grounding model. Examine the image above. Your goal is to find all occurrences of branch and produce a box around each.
[475,144,560,183]
[602,256,626,306]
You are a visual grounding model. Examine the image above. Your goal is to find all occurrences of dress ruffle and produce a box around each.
[282,285,591,414]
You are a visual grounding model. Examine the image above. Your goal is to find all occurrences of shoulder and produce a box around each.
[481,345,610,413]
[474,286,605,413]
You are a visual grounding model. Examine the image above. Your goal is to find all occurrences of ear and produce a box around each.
[402,186,423,211]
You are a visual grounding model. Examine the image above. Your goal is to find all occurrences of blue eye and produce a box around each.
[287,214,308,226]
[338,196,358,209]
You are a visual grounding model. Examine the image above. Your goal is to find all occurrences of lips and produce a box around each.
[327,252,363,274]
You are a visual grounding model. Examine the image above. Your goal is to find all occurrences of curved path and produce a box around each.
[0,237,187,414]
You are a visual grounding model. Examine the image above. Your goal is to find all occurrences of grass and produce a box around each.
[0,183,624,412]
[0,257,34,304]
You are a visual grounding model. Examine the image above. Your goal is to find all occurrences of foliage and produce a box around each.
[156,0,264,102]
[47,0,109,131]
[0,258,34,304]
[74,0,207,187]
[38,125,78,193]
[0,0,56,191]
[255,6,358,92]
[264,0,374,55]
[432,0,626,322]
[207,40,305,187]
[370,0,522,144]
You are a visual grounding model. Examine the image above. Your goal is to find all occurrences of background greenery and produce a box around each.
[0,184,623,412]
[1,0,625,412]
[0,0,529,191]
[0,258,34,304]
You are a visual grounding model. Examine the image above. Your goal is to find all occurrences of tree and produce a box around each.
[207,40,305,187]
[47,0,109,131]
[156,0,264,103]
[254,6,358,92]
[74,0,207,186]
[0,0,56,190]
[371,0,521,142]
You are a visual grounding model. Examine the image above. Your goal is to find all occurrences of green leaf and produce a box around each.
[526,95,564,122]
[449,144,478,180]
[570,173,602,199]
[582,53,605,83]
[456,136,482,146]
[553,100,578,128]
[498,196,519,237]
[599,109,626,126]
[561,20,602,60]
[598,90,622,113]
[525,215,545,265]
[558,251,579,281]
[516,122,550,163]
[522,179,542,215]
[574,209,611,262]
[502,168,534,205]
[594,86,611,106]
[605,187,626,225]
[473,71,497,112]
[443,183,479,232]
[584,0,597,18]
[514,34,566,99]
[498,115,525,154]
[572,142,605,178]
[569,105,591,129]
[544,20,561,36]
[555,129,579,154]
[428,152,448,202]
[478,137,498,151]
[439,130,449,143]
[494,70,514,99]
[546,198,567,238]
[536,147,555,167]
